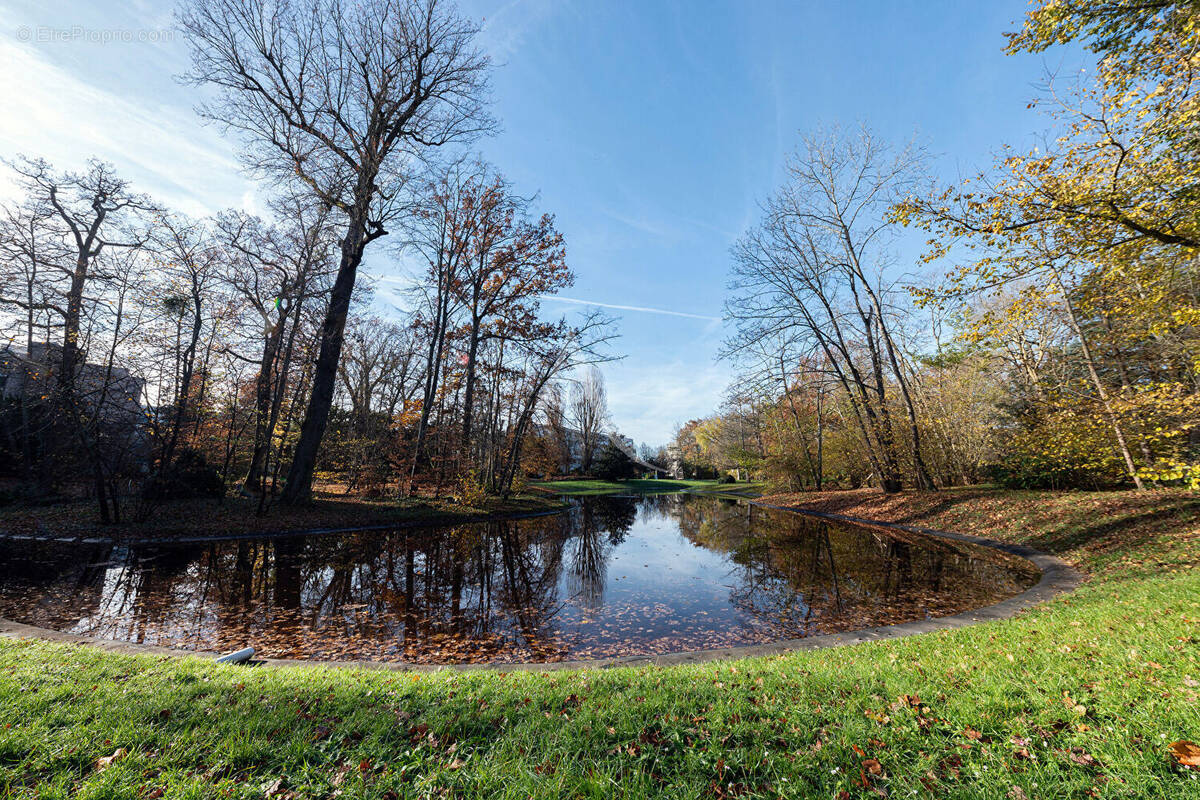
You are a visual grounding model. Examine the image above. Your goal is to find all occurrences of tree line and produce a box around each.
[0,0,614,522]
[686,0,1199,493]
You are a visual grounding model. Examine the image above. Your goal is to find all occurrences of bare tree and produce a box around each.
[215,199,336,496]
[727,125,936,492]
[495,315,616,494]
[336,314,423,490]
[540,382,573,474]
[179,0,494,504]
[402,162,473,492]
[149,214,223,480]
[7,158,153,402]
[0,158,154,519]
[570,366,609,474]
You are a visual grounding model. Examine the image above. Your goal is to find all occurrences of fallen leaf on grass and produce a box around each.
[1066,748,1100,768]
[263,777,296,799]
[1007,787,1028,800]
[95,748,126,771]
[862,758,883,775]
[963,727,982,741]
[1170,740,1200,770]
[329,763,351,787]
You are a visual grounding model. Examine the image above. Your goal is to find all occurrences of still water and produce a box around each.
[0,494,1037,664]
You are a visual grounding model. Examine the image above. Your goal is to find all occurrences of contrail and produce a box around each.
[369,274,720,322]
[538,295,720,321]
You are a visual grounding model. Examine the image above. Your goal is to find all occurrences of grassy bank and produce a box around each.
[0,490,567,541]
[2,487,1199,798]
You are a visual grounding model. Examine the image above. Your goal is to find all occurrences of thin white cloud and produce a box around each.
[539,294,719,321]
[0,36,251,214]
[475,0,563,58]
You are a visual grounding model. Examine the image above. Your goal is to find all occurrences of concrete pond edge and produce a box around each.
[0,500,1084,673]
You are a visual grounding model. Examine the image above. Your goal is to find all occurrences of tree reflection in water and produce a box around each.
[0,496,1037,664]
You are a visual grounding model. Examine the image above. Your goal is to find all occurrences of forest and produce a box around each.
[672,1,1200,495]
[0,1,619,524]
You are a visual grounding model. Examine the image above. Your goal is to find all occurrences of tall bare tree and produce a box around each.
[179,0,494,504]
[215,199,336,496]
[727,125,936,492]
[570,366,609,474]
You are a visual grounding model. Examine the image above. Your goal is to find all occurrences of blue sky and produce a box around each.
[0,0,1086,446]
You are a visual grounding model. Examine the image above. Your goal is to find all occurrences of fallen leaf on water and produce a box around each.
[1170,741,1200,770]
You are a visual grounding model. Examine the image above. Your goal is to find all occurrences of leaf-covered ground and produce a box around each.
[2,487,1199,799]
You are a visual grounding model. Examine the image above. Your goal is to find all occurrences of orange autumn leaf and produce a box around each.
[1170,741,1200,770]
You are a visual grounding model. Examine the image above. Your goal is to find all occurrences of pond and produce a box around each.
[0,494,1038,664]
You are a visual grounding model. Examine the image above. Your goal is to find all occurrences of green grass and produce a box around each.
[3,489,1200,798]
[531,478,724,495]
[688,481,771,497]
[531,478,770,496]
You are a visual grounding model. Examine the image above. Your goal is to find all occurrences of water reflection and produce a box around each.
[0,495,1037,663]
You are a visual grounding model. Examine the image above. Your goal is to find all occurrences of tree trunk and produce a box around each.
[242,310,287,494]
[280,208,369,505]
[1056,274,1145,489]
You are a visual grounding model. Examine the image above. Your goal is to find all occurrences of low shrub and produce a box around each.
[144,449,225,500]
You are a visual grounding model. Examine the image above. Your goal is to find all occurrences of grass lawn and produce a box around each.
[0,491,566,542]
[531,478,769,496]
[2,487,1200,798]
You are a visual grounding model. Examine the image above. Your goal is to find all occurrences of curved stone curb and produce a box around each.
[0,501,1083,672]
[0,506,570,546]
